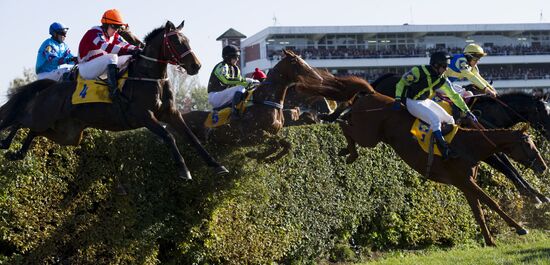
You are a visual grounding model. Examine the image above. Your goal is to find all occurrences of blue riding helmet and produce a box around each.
[49,22,69,36]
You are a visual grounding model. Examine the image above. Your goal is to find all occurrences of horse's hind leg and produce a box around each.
[496,153,549,203]
[5,131,36,161]
[164,111,228,175]
[0,126,20,149]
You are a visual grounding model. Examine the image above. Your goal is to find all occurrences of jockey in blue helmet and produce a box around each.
[35,22,77,81]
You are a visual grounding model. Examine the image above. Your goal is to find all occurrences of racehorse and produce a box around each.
[301,75,547,246]
[181,49,323,161]
[0,21,227,180]
[369,73,550,203]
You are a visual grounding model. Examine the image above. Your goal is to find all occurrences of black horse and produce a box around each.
[325,73,550,203]
[0,21,227,180]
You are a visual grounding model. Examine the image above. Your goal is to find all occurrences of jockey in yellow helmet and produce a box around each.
[446,43,497,97]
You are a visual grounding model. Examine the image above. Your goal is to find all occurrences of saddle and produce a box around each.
[204,90,255,128]
[410,95,459,156]
[72,72,128,105]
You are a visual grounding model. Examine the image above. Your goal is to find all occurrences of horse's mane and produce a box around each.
[296,69,374,102]
[143,26,165,44]
[499,91,538,102]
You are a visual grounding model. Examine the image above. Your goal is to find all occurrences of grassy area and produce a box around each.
[360,230,550,265]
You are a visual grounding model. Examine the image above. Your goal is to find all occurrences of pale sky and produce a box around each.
[0,0,548,99]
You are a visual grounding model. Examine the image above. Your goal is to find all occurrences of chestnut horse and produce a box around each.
[303,75,547,246]
[181,49,323,161]
[369,73,550,203]
[0,21,227,180]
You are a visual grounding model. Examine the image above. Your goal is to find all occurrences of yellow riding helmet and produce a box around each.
[463,43,487,57]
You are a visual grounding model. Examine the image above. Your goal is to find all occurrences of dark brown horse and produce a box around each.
[0,21,227,180]
[368,73,550,203]
[303,75,547,246]
[182,49,323,161]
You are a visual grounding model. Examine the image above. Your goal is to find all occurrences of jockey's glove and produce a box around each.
[392,99,402,111]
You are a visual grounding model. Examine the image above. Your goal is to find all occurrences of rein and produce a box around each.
[139,30,194,65]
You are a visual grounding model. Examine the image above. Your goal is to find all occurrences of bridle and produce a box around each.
[139,29,195,66]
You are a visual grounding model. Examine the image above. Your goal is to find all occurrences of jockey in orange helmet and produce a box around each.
[78,9,140,98]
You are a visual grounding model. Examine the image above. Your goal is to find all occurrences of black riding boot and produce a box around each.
[231,91,244,119]
[433,130,457,160]
[107,64,119,98]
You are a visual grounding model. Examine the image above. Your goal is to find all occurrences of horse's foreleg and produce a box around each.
[143,111,192,180]
[339,123,358,164]
[466,178,527,236]
[5,131,36,161]
[464,195,495,246]
[164,111,228,175]
[495,153,549,203]
[264,136,291,162]
[0,126,20,149]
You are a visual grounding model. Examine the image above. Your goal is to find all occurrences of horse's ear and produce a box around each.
[177,20,185,30]
[282,49,291,57]
[165,21,176,30]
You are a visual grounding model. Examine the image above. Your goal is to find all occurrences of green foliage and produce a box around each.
[0,124,548,264]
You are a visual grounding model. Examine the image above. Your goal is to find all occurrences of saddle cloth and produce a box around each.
[410,95,459,156]
[72,72,128,105]
[204,90,254,128]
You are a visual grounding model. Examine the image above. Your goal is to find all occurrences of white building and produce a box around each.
[234,23,550,92]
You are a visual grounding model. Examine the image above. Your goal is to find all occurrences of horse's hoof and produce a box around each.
[215,166,229,175]
[5,151,23,161]
[178,169,192,181]
[516,228,529,236]
[338,148,350,156]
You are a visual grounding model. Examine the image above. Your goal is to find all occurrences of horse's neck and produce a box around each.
[254,79,289,104]
[130,56,168,79]
[455,128,517,161]
[475,96,529,127]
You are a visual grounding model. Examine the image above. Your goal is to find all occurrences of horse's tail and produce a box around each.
[0,79,57,129]
[371,73,397,88]
[297,70,374,102]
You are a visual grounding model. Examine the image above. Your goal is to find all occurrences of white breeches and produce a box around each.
[406,98,455,131]
[208,85,246,109]
[78,54,132,80]
[37,65,74,82]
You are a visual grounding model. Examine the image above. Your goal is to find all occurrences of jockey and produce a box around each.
[393,51,477,160]
[446,43,497,97]
[35,22,77,81]
[207,45,259,118]
[252,68,267,82]
[78,9,140,97]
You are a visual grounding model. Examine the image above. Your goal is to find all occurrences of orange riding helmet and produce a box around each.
[101,9,127,26]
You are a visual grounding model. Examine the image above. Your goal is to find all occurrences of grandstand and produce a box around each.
[233,23,550,93]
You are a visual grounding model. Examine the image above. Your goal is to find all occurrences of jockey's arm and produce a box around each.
[395,67,420,99]
[440,79,470,113]
[214,64,248,86]
[461,65,494,94]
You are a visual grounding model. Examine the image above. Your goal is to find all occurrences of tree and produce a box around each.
[167,65,210,113]
[9,68,37,92]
